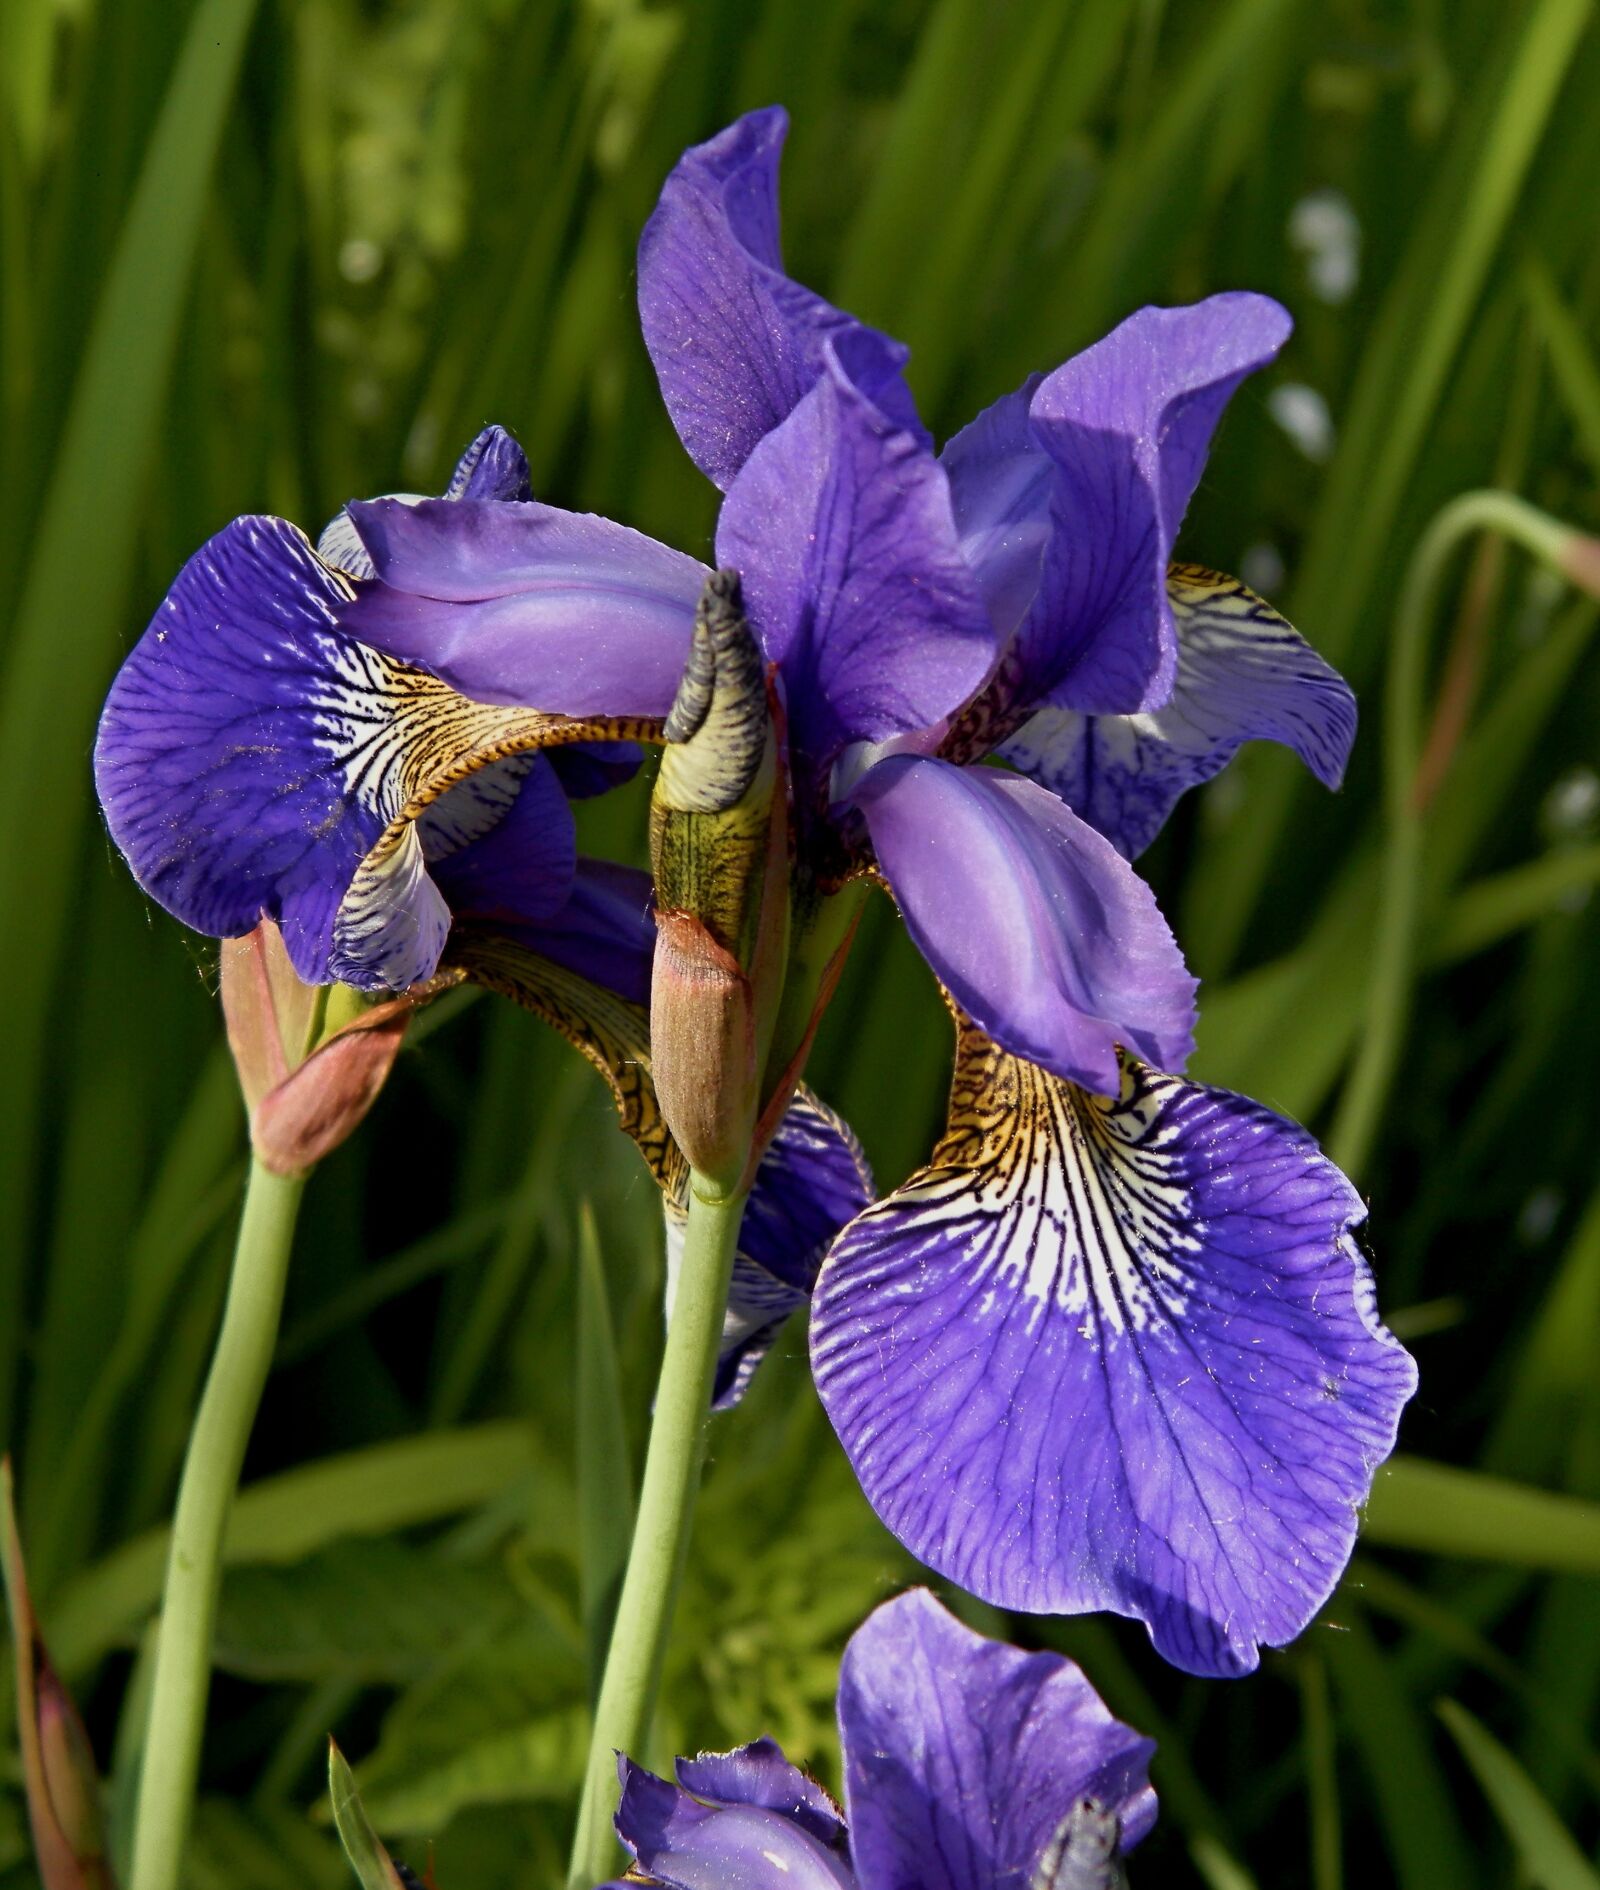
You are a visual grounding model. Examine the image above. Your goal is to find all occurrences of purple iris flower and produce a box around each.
[605,1589,1156,1890]
[323,110,1417,1678]
[94,426,648,993]
[92,424,870,1397]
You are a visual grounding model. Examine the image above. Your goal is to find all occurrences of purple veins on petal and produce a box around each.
[850,754,1195,1095]
[810,1028,1418,1679]
[674,1739,846,1847]
[1002,565,1357,859]
[837,1590,1156,1890]
[638,106,926,492]
[340,496,708,717]
[1014,294,1292,718]
[715,344,995,786]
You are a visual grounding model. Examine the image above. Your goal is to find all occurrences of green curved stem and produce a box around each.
[1329,491,1576,1177]
[129,1156,306,1890]
[566,1180,747,1890]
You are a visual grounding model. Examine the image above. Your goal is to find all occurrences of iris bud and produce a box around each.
[220,922,458,1176]
[649,570,788,1193]
[2,1462,116,1890]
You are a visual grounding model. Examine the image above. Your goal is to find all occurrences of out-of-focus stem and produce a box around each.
[1330,491,1579,1176]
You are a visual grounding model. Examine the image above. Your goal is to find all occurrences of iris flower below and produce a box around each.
[603,1588,1156,1890]
[313,110,1416,1677]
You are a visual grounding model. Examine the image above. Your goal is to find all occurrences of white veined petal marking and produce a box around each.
[867,1019,1200,1340]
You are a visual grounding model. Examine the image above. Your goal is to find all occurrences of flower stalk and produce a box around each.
[566,1179,748,1890]
[127,1155,306,1890]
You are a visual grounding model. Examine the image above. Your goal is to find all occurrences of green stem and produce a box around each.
[1329,491,1576,1177]
[566,1180,747,1890]
[128,1155,306,1890]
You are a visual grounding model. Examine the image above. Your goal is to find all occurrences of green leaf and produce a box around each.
[49,1423,546,1675]
[214,1538,525,1683]
[357,1710,586,1834]
[1365,1457,1600,1570]
[328,1743,408,1890]
[1436,1701,1600,1889]
[0,0,259,1434]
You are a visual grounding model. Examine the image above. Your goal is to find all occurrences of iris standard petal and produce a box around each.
[339,496,707,716]
[851,756,1195,1095]
[674,1741,846,1848]
[716,354,995,785]
[665,1088,874,1409]
[837,1591,1155,1890]
[938,372,1051,639]
[451,856,657,1007]
[317,424,533,578]
[811,1025,1419,1678]
[638,106,925,491]
[96,515,648,989]
[616,1759,855,1890]
[1002,565,1357,858]
[1015,294,1292,716]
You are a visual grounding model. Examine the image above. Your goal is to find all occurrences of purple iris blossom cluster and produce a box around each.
[92,107,1418,1681]
[604,1590,1156,1890]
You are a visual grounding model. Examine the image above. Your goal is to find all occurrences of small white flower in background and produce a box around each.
[1289,189,1361,304]
[1269,383,1335,464]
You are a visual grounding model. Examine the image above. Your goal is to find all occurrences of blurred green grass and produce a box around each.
[3,0,1600,1884]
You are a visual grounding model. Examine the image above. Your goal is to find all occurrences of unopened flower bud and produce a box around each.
[220,922,459,1176]
[649,571,788,1190]
[2,1463,116,1890]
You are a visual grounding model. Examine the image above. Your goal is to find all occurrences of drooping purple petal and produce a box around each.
[340,497,707,716]
[1014,295,1292,717]
[318,425,533,578]
[675,1740,846,1848]
[811,1033,1419,1678]
[95,518,448,987]
[851,756,1195,1095]
[453,857,657,1008]
[548,740,644,800]
[664,1088,874,1409]
[1002,565,1357,858]
[716,353,994,785]
[616,1757,855,1890]
[939,373,1051,639]
[837,1590,1156,1890]
[425,754,575,924]
[638,107,926,491]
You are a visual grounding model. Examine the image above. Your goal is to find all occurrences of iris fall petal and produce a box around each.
[811,1025,1419,1678]
[1003,566,1357,858]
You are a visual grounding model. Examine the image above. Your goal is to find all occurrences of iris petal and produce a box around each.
[616,1761,855,1890]
[674,1741,845,1847]
[851,756,1195,1094]
[939,373,1050,640]
[1015,295,1292,716]
[95,516,644,989]
[340,496,707,716]
[811,1024,1419,1678]
[1003,565,1357,858]
[638,106,925,491]
[716,350,995,786]
[317,424,533,578]
[837,1590,1156,1890]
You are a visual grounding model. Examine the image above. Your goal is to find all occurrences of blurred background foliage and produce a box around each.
[2,0,1600,1883]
